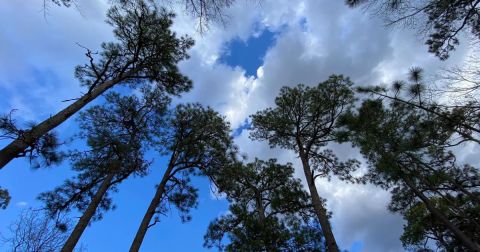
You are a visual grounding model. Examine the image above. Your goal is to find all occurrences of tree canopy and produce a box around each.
[205,159,325,251]
[1,209,72,252]
[130,103,236,251]
[346,0,480,60]
[0,0,193,169]
[250,75,359,252]
[38,89,168,251]
[339,93,480,250]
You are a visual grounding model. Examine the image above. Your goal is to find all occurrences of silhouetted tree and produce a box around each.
[0,111,62,168]
[204,159,325,251]
[1,208,71,252]
[357,67,480,145]
[39,89,169,252]
[440,54,480,97]
[346,0,480,60]
[339,96,480,251]
[129,104,235,252]
[250,76,360,252]
[0,0,193,169]
[0,186,11,209]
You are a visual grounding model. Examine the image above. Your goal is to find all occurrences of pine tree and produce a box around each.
[0,186,10,209]
[357,67,480,145]
[205,159,325,251]
[129,104,235,252]
[339,96,480,251]
[0,0,193,169]
[346,0,480,60]
[39,89,169,252]
[250,75,360,252]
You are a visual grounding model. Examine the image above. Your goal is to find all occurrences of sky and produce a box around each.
[0,0,478,251]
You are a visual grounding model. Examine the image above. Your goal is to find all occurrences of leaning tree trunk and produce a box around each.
[402,176,480,251]
[298,147,340,252]
[129,160,175,252]
[0,71,133,169]
[61,173,115,252]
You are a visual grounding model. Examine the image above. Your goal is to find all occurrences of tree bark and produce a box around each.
[129,161,175,252]
[255,191,274,252]
[61,172,115,252]
[298,146,339,252]
[0,71,132,169]
[403,177,480,251]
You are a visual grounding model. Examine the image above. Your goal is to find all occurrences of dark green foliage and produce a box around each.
[250,76,359,252]
[0,0,194,169]
[205,159,325,251]
[38,90,169,220]
[129,104,235,251]
[0,111,62,168]
[0,186,10,209]
[339,94,480,250]
[250,75,359,182]
[75,0,193,95]
[154,103,235,222]
[400,196,480,251]
[346,0,480,60]
[356,67,480,145]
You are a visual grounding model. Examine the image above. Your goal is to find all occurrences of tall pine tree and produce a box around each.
[250,75,359,252]
[39,89,169,252]
[0,0,193,169]
[205,159,325,251]
[129,104,235,252]
[339,96,480,251]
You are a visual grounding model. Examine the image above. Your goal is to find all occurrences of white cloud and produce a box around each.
[15,201,29,208]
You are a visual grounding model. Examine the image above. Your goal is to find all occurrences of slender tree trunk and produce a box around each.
[255,192,274,252]
[298,148,339,252]
[61,172,115,252]
[403,177,480,251]
[0,71,133,169]
[129,161,175,252]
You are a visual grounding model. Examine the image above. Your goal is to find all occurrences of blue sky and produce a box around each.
[220,29,276,77]
[0,29,275,250]
[0,0,477,251]
[0,4,275,251]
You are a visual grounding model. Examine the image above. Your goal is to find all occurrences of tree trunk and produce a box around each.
[403,177,480,251]
[297,146,339,252]
[255,192,274,252]
[61,172,115,252]
[129,161,175,252]
[0,71,133,169]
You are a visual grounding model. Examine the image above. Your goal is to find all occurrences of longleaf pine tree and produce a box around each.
[205,159,325,251]
[250,75,359,252]
[39,89,169,252]
[0,0,193,169]
[129,104,235,252]
[340,97,480,251]
[346,0,480,60]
